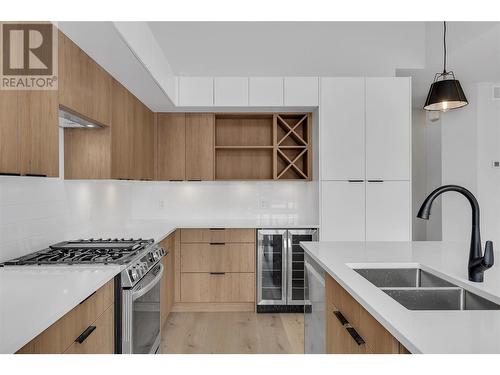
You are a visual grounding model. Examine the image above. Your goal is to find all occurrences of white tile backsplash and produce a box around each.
[0,177,318,262]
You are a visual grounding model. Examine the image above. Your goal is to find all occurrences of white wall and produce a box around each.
[0,178,318,262]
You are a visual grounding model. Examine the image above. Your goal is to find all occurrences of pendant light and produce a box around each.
[424,21,468,111]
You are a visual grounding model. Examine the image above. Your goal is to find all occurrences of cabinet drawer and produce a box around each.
[181,243,255,273]
[326,274,400,354]
[180,228,255,243]
[181,273,255,303]
[326,303,371,354]
[17,279,114,354]
[64,304,114,354]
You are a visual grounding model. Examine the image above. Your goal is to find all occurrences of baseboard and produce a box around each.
[171,302,255,312]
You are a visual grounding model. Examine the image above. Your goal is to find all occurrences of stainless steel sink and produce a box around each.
[354,268,500,311]
[354,268,454,288]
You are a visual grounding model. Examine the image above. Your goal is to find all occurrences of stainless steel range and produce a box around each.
[1,238,166,354]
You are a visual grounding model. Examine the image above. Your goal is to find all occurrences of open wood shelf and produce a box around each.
[213,112,312,181]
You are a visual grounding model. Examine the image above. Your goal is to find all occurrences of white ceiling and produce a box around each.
[148,22,426,76]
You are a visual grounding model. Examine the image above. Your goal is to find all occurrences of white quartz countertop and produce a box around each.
[300,241,500,354]
[0,265,122,354]
[0,219,318,354]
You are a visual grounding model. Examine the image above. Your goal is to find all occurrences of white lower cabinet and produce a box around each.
[321,181,365,241]
[365,181,410,241]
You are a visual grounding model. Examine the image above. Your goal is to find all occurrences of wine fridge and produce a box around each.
[256,229,318,313]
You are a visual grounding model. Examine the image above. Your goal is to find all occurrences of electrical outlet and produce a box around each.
[492,161,500,168]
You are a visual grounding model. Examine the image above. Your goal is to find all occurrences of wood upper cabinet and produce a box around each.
[58,31,112,126]
[0,91,20,174]
[157,113,186,180]
[132,96,154,180]
[0,90,58,177]
[185,113,215,180]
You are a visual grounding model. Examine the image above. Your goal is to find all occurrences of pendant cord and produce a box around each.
[443,21,447,74]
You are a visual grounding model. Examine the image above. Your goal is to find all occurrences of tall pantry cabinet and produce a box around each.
[319,77,411,241]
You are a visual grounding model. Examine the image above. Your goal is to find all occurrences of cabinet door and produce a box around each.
[185,113,214,180]
[0,91,19,174]
[111,80,134,179]
[157,113,186,180]
[284,77,319,106]
[178,77,214,106]
[320,78,365,180]
[19,91,59,177]
[132,98,154,180]
[249,77,283,106]
[366,181,410,241]
[214,77,248,106]
[321,181,365,241]
[366,77,410,180]
[58,31,111,126]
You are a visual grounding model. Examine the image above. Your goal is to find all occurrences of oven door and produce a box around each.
[122,261,163,354]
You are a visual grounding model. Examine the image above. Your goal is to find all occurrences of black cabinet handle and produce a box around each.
[333,310,365,346]
[348,180,364,183]
[75,326,96,344]
[25,174,47,177]
[333,310,349,325]
[209,228,225,231]
[209,272,226,275]
[209,242,225,246]
[346,327,365,346]
[367,180,384,183]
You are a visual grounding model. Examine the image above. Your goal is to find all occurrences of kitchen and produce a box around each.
[1,2,500,373]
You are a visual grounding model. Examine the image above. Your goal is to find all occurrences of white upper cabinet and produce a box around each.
[365,180,410,241]
[249,77,283,106]
[320,77,365,180]
[214,77,249,106]
[178,77,214,106]
[284,77,319,106]
[365,77,411,180]
[321,181,366,241]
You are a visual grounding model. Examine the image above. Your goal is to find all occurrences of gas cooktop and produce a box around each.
[1,238,154,266]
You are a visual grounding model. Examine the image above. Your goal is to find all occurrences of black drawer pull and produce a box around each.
[75,326,96,344]
[209,242,225,245]
[348,180,364,183]
[346,327,365,346]
[367,180,384,183]
[209,272,226,275]
[333,310,349,326]
[0,172,21,176]
[209,228,225,231]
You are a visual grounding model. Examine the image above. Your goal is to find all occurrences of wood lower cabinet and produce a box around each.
[160,232,176,329]
[185,113,215,181]
[0,90,58,177]
[181,273,255,303]
[176,228,256,311]
[63,304,114,354]
[17,280,114,354]
[325,274,409,354]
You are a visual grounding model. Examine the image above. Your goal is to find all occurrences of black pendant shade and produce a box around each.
[423,72,468,111]
[424,21,468,112]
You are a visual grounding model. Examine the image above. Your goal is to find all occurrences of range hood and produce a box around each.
[58,107,103,129]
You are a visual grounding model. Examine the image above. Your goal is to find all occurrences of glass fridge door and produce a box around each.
[304,252,326,354]
[287,229,319,305]
[257,229,287,305]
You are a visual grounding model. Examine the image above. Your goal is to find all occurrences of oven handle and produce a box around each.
[131,263,164,301]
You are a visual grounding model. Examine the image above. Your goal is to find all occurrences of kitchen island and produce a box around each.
[301,241,500,354]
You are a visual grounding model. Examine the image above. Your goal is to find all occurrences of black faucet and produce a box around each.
[417,184,494,282]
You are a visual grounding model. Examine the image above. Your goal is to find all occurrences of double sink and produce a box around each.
[354,267,500,310]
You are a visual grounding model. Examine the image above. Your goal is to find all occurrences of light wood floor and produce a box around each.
[160,312,304,354]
